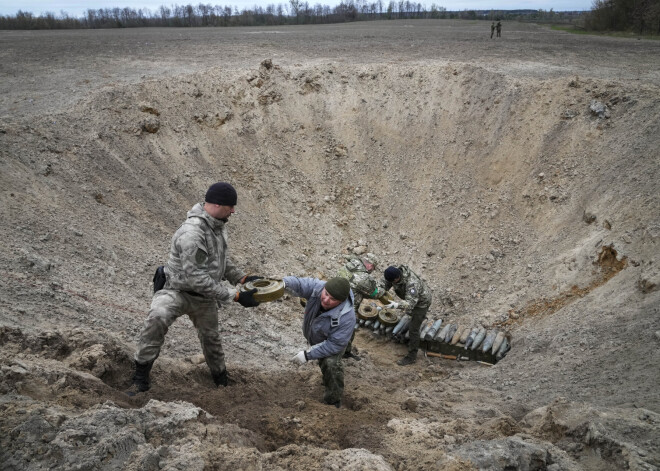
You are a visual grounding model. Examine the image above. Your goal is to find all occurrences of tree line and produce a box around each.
[2,0,658,33]
[584,0,660,34]
[0,1,586,29]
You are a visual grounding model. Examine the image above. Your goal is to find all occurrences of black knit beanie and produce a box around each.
[384,266,401,282]
[324,277,351,302]
[205,182,237,206]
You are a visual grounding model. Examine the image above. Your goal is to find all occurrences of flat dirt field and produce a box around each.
[1,20,659,470]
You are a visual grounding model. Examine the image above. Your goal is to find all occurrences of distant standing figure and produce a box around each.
[496,21,502,38]
[490,22,495,39]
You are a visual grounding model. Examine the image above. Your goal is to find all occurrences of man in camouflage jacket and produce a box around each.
[336,253,384,359]
[128,182,261,395]
[382,265,433,365]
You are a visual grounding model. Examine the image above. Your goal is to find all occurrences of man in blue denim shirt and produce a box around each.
[284,276,355,408]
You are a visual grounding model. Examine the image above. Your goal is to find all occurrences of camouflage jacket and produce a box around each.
[336,255,383,299]
[163,203,245,302]
[382,265,432,311]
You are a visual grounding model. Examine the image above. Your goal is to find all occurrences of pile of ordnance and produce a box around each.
[356,301,511,364]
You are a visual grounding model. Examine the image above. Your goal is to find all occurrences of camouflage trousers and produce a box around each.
[407,305,429,354]
[318,349,346,404]
[135,289,226,376]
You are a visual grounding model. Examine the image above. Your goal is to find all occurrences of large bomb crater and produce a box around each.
[1,23,659,471]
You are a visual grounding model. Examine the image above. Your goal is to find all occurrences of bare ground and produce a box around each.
[0,19,659,471]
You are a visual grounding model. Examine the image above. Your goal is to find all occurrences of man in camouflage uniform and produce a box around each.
[382,265,433,366]
[128,182,262,395]
[337,253,384,360]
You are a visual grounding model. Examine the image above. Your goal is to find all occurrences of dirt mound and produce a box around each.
[4,325,656,470]
[1,22,659,470]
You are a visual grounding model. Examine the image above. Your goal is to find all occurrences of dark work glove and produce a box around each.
[236,288,260,307]
[243,275,263,283]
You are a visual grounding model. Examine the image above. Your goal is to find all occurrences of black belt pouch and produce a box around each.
[153,266,166,293]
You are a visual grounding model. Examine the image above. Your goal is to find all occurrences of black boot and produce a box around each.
[126,360,153,396]
[212,369,228,387]
[397,352,417,366]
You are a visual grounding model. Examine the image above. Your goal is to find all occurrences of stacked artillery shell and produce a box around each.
[496,337,510,359]
[424,319,443,341]
[464,327,479,349]
[491,332,506,354]
[444,324,458,343]
[435,323,452,342]
[459,327,471,344]
[373,320,381,331]
[365,320,374,328]
[393,315,412,343]
[385,326,394,336]
[481,331,497,353]
[450,324,464,345]
[432,324,449,342]
[420,320,434,339]
[392,315,411,336]
[471,327,487,350]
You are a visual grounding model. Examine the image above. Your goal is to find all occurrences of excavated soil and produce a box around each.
[1,20,659,471]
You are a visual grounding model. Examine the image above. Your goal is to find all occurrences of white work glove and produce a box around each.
[385,301,399,309]
[292,351,308,365]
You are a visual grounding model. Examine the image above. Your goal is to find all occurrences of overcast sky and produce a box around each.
[0,0,592,17]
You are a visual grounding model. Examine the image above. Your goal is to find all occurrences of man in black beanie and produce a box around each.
[128,182,262,395]
[382,265,433,366]
[283,276,355,408]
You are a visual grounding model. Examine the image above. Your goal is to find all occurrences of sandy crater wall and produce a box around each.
[0,55,659,471]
